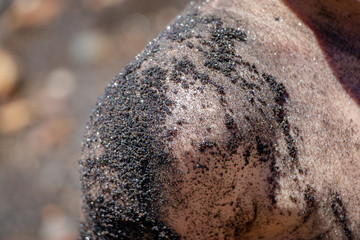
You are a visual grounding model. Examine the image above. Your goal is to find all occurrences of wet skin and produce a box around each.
[79,0,360,239]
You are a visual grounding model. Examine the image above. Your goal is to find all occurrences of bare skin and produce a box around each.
[79,0,360,239]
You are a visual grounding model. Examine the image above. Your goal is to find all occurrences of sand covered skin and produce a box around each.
[80,0,360,239]
[80,3,303,238]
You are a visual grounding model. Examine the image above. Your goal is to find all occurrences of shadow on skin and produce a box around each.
[283,0,360,106]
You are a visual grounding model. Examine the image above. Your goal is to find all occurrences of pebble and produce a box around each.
[0,49,19,99]
[69,31,113,65]
[80,0,126,11]
[27,118,74,155]
[9,0,63,28]
[43,68,76,100]
[0,99,32,134]
[40,204,77,240]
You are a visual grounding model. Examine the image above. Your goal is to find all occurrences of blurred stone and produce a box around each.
[0,99,33,134]
[81,0,126,11]
[30,68,76,119]
[34,95,68,120]
[0,49,19,99]
[41,204,65,224]
[0,1,186,239]
[27,118,74,155]
[40,204,77,240]
[69,31,113,65]
[9,0,63,28]
[44,68,76,100]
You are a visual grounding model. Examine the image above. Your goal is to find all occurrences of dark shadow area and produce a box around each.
[283,0,360,106]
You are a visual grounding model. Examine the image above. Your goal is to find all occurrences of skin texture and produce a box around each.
[79,0,360,239]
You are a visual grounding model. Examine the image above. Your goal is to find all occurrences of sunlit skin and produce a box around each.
[80,0,360,239]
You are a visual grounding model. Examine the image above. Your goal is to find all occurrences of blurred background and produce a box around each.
[0,0,188,239]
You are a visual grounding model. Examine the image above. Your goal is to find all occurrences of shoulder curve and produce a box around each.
[79,4,309,239]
